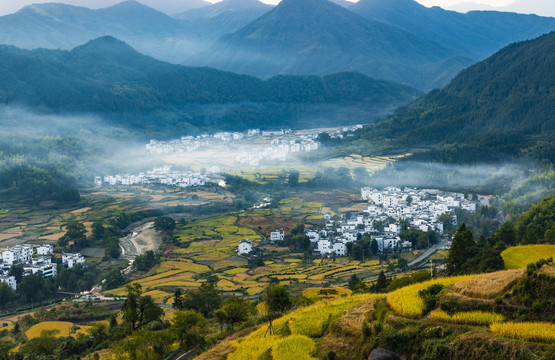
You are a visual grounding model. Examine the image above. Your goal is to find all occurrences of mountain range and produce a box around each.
[187,0,472,90]
[350,0,555,60]
[0,0,553,90]
[350,30,555,163]
[0,0,200,62]
[0,36,420,134]
[189,0,555,89]
[174,0,274,40]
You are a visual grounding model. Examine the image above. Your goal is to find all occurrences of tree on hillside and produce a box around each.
[122,283,163,331]
[153,216,176,233]
[181,283,222,317]
[516,193,555,244]
[491,222,517,246]
[446,224,477,275]
[288,170,299,187]
[214,296,252,331]
[348,274,361,291]
[58,221,87,250]
[171,310,208,350]
[90,221,105,244]
[264,284,292,335]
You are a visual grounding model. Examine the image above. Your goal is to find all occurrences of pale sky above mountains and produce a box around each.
[0,0,553,17]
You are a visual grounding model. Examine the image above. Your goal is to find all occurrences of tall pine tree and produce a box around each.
[447,224,476,275]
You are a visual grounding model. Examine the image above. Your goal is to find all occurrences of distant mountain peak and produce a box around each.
[71,36,139,56]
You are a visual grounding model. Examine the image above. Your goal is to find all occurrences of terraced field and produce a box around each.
[501,245,555,269]
[25,321,92,339]
[105,210,391,301]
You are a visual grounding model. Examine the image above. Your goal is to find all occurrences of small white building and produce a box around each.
[62,253,86,268]
[24,260,57,279]
[36,244,54,256]
[270,229,284,242]
[317,239,331,255]
[306,230,320,242]
[237,239,253,255]
[2,244,33,266]
[332,242,347,256]
[0,275,16,290]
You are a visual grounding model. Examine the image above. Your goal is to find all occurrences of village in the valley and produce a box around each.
[95,126,364,188]
[0,244,84,291]
[238,187,480,258]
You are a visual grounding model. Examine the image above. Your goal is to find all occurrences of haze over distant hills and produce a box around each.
[174,0,274,40]
[350,0,555,60]
[187,0,555,89]
[0,0,204,62]
[0,36,420,134]
[351,31,555,163]
[447,0,555,18]
[0,0,553,90]
[187,0,475,90]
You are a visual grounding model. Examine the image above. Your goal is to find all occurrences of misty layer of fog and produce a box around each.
[0,107,159,176]
[0,106,541,200]
[363,161,531,195]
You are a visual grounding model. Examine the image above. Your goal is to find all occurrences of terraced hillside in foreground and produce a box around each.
[197,257,555,359]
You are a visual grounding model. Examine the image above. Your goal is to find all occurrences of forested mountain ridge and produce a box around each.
[347,31,555,164]
[350,0,555,60]
[0,1,201,62]
[173,0,274,41]
[0,36,420,132]
[1,0,554,91]
[189,0,473,90]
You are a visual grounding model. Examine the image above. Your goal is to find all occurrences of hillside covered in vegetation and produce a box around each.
[346,31,555,164]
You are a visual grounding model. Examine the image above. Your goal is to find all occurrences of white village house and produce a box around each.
[237,239,253,255]
[62,253,86,268]
[270,229,284,242]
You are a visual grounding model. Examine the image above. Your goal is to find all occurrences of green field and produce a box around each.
[501,245,555,269]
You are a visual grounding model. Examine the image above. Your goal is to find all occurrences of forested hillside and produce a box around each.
[348,31,555,164]
[0,36,419,133]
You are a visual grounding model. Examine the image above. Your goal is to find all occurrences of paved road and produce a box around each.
[408,239,448,267]
[335,238,449,286]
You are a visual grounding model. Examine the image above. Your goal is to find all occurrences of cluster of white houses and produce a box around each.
[0,244,85,290]
[235,136,319,166]
[237,187,479,257]
[145,129,294,155]
[96,166,217,188]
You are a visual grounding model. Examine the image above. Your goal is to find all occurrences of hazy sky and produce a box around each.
[0,0,552,17]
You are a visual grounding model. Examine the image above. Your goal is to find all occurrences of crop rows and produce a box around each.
[430,310,504,326]
[491,322,555,344]
[386,275,474,318]
[228,294,382,360]
[452,269,524,299]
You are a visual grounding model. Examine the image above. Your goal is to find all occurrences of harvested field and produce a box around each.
[452,269,525,299]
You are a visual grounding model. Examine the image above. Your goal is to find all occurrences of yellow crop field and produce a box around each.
[247,286,265,295]
[289,294,383,337]
[309,266,359,280]
[430,310,504,326]
[26,321,91,339]
[501,245,555,269]
[217,279,238,291]
[452,269,525,299]
[386,275,474,319]
[155,260,210,274]
[142,290,171,303]
[272,335,317,360]
[491,322,555,344]
[228,294,382,360]
[224,267,249,275]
